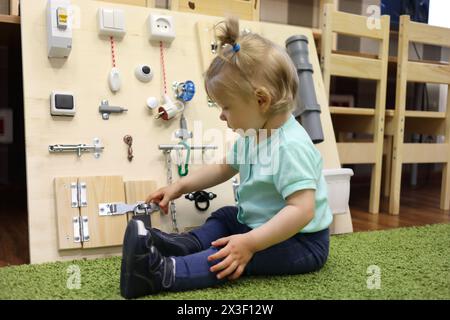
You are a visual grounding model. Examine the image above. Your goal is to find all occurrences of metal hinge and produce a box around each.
[71,182,87,208]
[70,181,88,244]
[73,216,89,243]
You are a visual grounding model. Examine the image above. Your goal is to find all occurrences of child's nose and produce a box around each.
[219,112,227,122]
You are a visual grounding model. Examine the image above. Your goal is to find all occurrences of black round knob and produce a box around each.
[142,66,151,74]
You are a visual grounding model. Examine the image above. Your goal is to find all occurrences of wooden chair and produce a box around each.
[321,4,390,214]
[386,15,450,214]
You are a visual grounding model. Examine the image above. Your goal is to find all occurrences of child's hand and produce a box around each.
[207,234,256,281]
[145,183,183,214]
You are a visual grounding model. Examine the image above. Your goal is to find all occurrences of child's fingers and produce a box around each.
[145,191,163,204]
[145,194,169,214]
[228,265,245,281]
[211,236,230,248]
[216,261,239,280]
[209,255,233,274]
[158,203,168,214]
[158,195,172,213]
[207,247,228,263]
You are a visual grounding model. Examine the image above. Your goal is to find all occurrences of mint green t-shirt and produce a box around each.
[227,115,332,233]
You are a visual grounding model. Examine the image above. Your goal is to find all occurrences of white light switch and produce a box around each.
[102,9,114,29]
[113,10,125,30]
[98,8,126,38]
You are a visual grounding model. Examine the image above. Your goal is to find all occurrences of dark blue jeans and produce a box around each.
[171,206,330,292]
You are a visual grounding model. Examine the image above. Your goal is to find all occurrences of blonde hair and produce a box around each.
[205,18,299,114]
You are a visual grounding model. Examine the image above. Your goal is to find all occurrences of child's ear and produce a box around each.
[254,88,272,113]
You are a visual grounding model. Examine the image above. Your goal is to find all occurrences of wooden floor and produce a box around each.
[350,178,450,232]
[0,178,449,267]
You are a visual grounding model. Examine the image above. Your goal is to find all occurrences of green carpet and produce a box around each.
[1,224,449,300]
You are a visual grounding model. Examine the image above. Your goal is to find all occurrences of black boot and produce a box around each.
[120,220,175,299]
[148,228,202,257]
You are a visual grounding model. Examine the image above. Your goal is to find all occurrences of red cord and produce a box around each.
[110,36,116,68]
[160,41,167,95]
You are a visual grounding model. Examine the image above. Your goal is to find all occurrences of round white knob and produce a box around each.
[146,96,159,109]
[135,64,153,83]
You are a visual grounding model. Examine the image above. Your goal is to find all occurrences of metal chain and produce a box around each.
[164,150,179,232]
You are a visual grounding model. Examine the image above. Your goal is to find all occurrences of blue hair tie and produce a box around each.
[232,43,240,52]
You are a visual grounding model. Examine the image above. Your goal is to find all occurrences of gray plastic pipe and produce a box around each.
[286,35,324,144]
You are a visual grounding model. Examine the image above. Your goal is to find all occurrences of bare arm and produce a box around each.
[246,189,315,252]
[146,157,238,213]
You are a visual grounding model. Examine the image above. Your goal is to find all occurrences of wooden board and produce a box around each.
[96,0,147,6]
[21,0,350,263]
[124,180,161,228]
[0,14,20,23]
[408,19,450,48]
[172,0,260,21]
[79,176,127,249]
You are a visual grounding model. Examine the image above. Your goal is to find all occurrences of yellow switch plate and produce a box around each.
[56,7,68,29]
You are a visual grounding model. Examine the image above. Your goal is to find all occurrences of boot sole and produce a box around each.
[120,220,148,299]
